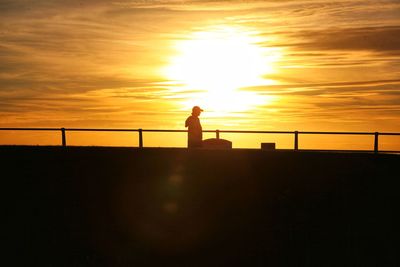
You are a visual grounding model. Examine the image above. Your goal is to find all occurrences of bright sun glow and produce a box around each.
[164,26,281,114]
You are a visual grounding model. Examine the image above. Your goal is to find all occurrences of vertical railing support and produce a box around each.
[216,129,220,139]
[138,129,143,148]
[374,132,379,153]
[294,131,299,151]
[61,127,66,147]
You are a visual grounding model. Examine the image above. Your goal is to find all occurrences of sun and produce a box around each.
[164,26,280,114]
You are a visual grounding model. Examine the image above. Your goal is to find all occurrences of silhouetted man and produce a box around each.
[185,106,203,148]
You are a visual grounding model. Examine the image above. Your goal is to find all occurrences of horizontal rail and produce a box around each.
[67,128,138,132]
[0,128,399,153]
[379,132,400,136]
[1,128,400,135]
[0,128,61,131]
[299,131,374,135]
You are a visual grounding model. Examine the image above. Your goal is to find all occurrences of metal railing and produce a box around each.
[0,127,400,153]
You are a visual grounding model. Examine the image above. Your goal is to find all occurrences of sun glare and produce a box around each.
[164,26,280,114]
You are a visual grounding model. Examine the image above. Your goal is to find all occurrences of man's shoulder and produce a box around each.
[185,115,193,127]
[185,115,200,126]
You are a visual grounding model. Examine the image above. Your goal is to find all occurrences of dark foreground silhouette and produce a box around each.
[2,146,399,266]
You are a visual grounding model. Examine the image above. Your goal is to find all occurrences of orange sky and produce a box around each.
[1,0,400,149]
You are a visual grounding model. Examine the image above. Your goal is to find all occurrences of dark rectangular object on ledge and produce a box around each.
[261,142,276,150]
[202,138,232,149]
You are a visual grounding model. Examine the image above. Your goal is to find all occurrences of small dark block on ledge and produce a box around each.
[261,142,276,150]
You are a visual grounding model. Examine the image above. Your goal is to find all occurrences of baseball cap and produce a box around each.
[192,106,204,112]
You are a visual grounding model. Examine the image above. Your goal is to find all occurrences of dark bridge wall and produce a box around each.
[2,147,399,266]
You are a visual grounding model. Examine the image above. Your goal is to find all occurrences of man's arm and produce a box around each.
[185,117,190,128]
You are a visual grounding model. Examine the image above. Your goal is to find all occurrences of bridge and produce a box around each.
[1,127,400,153]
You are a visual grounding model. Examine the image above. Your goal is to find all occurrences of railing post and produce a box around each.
[216,129,220,139]
[294,131,299,151]
[61,128,66,147]
[138,129,143,148]
[374,132,379,153]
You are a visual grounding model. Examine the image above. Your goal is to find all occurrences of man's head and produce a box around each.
[192,106,203,116]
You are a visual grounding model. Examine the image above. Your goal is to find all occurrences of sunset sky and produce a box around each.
[1,0,400,149]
